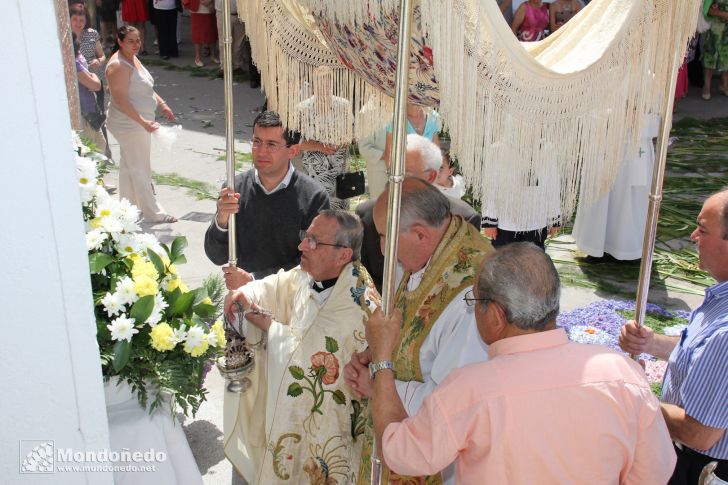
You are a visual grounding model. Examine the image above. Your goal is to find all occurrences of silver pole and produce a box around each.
[633,46,682,332]
[375,0,414,483]
[222,0,237,266]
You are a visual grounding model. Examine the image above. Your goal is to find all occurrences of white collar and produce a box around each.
[254,163,295,195]
[406,258,432,292]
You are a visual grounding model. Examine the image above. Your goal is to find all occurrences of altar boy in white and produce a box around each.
[572,114,659,260]
[222,210,379,484]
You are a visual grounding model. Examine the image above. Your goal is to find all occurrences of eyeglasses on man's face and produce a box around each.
[251,138,288,152]
[299,230,348,250]
[464,289,489,307]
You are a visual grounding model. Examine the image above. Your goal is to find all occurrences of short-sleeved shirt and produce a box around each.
[661,279,728,459]
[79,29,102,76]
[382,329,676,484]
[75,56,98,115]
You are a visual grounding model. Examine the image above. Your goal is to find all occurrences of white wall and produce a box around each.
[0,1,112,483]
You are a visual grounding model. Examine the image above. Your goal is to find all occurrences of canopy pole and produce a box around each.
[222,0,237,266]
[633,45,682,334]
[375,0,414,483]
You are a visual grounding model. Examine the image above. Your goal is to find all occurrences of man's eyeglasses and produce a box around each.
[464,289,489,307]
[299,230,348,250]
[251,139,288,152]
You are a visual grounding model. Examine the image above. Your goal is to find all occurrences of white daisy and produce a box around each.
[101,292,124,317]
[171,324,188,344]
[184,326,206,348]
[115,234,141,257]
[85,229,108,251]
[107,315,138,342]
[206,330,219,347]
[115,276,139,306]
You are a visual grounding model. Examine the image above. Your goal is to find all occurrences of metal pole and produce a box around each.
[633,47,682,332]
[381,0,414,314]
[222,0,237,266]
[375,0,414,483]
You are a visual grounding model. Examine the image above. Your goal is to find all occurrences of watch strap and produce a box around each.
[369,360,395,379]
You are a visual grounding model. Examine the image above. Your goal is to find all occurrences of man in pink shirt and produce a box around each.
[365,242,676,484]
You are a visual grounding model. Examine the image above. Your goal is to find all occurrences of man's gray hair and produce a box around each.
[717,187,728,240]
[320,209,364,261]
[399,177,451,231]
[477,243,561,331]
[407,133,442,172]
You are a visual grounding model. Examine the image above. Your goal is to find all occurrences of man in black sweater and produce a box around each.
[356,134,480,292]
[205,111,330,288]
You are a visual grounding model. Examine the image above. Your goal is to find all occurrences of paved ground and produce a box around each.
[101,15,728,484]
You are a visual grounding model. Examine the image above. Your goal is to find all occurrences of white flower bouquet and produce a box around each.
[74,133,224,416]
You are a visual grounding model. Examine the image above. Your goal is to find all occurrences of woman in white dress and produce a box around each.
[106,26,177,223]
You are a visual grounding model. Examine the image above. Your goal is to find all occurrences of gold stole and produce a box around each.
[357,216,493,484]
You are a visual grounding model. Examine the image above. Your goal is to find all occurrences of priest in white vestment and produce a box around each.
[223,209,380,484]
[572,114,659,260]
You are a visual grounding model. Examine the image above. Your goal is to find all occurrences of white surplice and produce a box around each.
[223,263,378,485]
[572,114,660,260]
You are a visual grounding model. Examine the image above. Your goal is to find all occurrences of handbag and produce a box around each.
[83,110,107,132]
[335,148,366,199]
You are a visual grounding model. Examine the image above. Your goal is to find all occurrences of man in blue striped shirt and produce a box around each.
[620,189,728,484]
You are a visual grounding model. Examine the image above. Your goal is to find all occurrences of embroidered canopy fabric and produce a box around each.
[237,0,699,226]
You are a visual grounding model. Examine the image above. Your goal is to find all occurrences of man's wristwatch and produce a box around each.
[368,360,395,379]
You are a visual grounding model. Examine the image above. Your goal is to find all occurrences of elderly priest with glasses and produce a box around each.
[222,209,380,484]
[365,243,676,484]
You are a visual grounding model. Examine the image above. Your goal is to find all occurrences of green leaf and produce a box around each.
[192,303,216,318]
[89,253,114,274]
[193,288,209,305]
[171,237,188,264]
[288,365,305,380]
[129,295,155,324]
[165,287,182,309]
[112,340,131,371]
[331,389,346,405]
[325,336,339,354]
[287,382,303,397]
[173,254,187,264]
[161,242,172,260]
[147,249,166,280]
[170,290,196,317]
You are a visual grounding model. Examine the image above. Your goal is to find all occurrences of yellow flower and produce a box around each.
[167,276,190,293]
[184,340,209,357]
[79,177,89,184]
[211,320,226,348]
[90,218,103,229]
[132,259,158,281]
[150,322,175,351]
[201,297,213,305]
[168,264,178,275]
[99,208,111,218]
[134,275,158,297]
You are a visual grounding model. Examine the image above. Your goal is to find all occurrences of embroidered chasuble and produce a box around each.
[223,262,380,484]
[357,216,493,484]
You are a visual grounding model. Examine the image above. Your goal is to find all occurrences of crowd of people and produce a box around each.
[67,0,728,483]
[206,110,727,485]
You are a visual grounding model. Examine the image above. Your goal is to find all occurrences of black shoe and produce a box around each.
[583,255,607,264]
